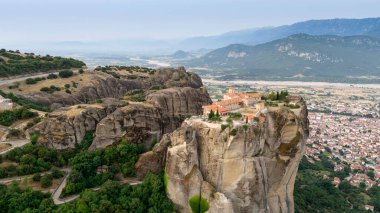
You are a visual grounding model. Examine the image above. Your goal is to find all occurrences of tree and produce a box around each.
[208,110,215,120]
[33,173,41,181]
[58,70,74,78]
[367,170,375,180]
[40,175,53,188]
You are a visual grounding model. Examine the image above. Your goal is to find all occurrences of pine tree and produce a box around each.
[208,110,215,120]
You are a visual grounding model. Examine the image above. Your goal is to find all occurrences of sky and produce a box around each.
[1,0,380,43]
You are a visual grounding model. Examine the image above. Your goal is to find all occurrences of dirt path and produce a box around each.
[0,140,29,155]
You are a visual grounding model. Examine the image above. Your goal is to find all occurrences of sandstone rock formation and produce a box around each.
[136,96,309,213]
[90,87,212,150]
[20,67,203,108]
[30,99,123,149]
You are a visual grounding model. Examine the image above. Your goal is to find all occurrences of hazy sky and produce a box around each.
[1,0,380,42]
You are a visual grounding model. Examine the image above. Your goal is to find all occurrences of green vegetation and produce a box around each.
[194,34,380,84]
[229,112,242,120]
[58,70,74,78]
[0,144,76,178]
[127,89,145,102]
[220,124,229,132]
[0,184,55,212]
[150,136,158,150]
[95,65,155,73]
[0,107,38,126]
[265,90,288,101]
[40,85,61,93]
[32,173,41,182]
[0,49,85,77]
[47,73,58,79]
[130,94,145,102]
[264,101,279,107]
[40,175,53,188]
[189,195,210,213]
[8,129,21,137]
[0,90,51,112]
[208,110,221,121]
[230,128,237,136]
[0,172,174,212]
[76,131,94,150]
[284,103,300,109]
[164,172,169,192]
[62,140,144,197]
[8,82,20,90]
[25,77,46,85]
[295,156,380,212]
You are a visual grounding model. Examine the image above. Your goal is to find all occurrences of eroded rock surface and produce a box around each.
[90,87,212,150]
[30,99,123,149]
[21,67,203,108]
[137,96,309,213]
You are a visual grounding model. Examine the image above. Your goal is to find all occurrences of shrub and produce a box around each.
[230,128,237,136]
[47,73,58,79]
[58,70,74,78]
[150,136,158,150]
[0,108,38,126]
[64,84,70,89]
[8,129,21,137]
[221,124,228,132]
[25,78,37,84]
[8,83,19,89]
[51,168,64,179]
[32,173,41,182]
[189,195,210,213]
[78,69,84,74]
[65,89,71,94]
[30,134,38,145]
[40,175,53,188]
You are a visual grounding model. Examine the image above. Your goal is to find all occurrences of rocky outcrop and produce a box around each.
[21,67,203,108]
[90,87,212,150]
[30,99,123,149]
[137,96,309,213]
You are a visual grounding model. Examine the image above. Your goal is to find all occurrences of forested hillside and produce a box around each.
[0,49,85,77]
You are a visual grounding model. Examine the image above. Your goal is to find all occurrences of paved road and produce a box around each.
[51,168,80,205]
[52,168,142,205]
[0,139,29,155]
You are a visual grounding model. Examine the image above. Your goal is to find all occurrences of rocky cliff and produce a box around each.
[29,67,211,150]
[20,67,203,108]
[29,99,123,149]
[136,96,309,213]
[89,87,211,150]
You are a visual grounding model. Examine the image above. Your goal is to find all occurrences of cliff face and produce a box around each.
[137,96,309,213]
[22,67,203,108]
[30,99,123,149]
[29,68,211,150]
[90,87,212,150]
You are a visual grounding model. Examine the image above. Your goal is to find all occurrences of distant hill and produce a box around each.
[171,50,191,59]
[180,18,380,50]
[0,49,85,77]
[189,34,380,83]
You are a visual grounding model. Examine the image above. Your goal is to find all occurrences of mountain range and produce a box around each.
[180,17,380,50]
[188,33,380,83]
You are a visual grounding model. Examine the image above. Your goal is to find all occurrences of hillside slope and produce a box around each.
[0,49,85,77]
[190,34,380,83]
